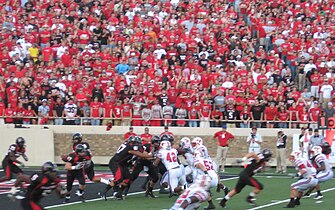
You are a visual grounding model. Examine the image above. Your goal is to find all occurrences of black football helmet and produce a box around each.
[128,136,142,145]
[151,135,161,144]
[16,137,25,148]
[41,161,57,173]
[161,134,174,142]
[72,133,82,143]
[322,142,332,155]
[261,148,273,161]
[75,144,86,153]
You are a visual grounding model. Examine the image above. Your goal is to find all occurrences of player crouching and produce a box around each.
[220,149,273,208]
[285,150,318,208]
[303,146,333,199]
[9,162,67,210]
[170,174,212,210]
[154,140,186,197]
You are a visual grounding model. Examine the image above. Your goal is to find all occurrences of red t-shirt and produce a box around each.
[214,131,234,147]
[265,107,277,121]
[140,133,153,145]
[121,103,132,117]
[278,111,289,121]
[103,102,114,118]
[200,104,212,117]
[90,102,102,117]
[309,108,321,122]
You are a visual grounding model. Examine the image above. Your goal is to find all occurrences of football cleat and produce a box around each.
[294,199,300,206]
[303,192,311,198]
[246,196,256,206]
[314,194,323,200]
[285,201,295,208]
[98,192,107,201]
[219,198,227,208]
[64,195,70,203]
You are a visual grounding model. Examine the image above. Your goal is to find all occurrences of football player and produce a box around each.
[8,162,67,210]
[285,150,318,208]
[64,144,90,202]
[191,137,211,159]
[153,140,186,197]
[179,137,196,183]
[304,146,333,199]
[170,175,211,210]
[103,136,153,200]
[130,135,161,198]
[220,149,273,208]
[193,149,229,210]
[61,133,97,182]
[0,137,28,182]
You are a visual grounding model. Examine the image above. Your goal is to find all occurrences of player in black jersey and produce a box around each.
[0,137,28,182]
[8,161,66,210]
[64,144,90,202]
[220,149,273,208]
[130,135,161,198]
[61,133,96,182]
[102,136,153,200]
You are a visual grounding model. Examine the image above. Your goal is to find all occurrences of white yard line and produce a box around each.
[45,176,239,209]
[248,187,335,210]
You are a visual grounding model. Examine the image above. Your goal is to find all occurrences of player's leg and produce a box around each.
[158,162,169,194]
[313,171,333,199]
[76,171,86,201]
[21,198,43,210]
[84,160,96,182]
[245,176,263,205]
[65,171,76,202]
[145,164,159,198]
[220,176,246,208]
[0,161,12,182]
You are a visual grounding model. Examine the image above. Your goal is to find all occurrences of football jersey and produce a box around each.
[66,152,90,169]
[113,142,142,164]
[240,153,267,176]
[170,187,209,210]
[64,103,77,118]
[4,144,26,164]
[194,145,210,159]
[313,154,332,173]
[194,157,217,178]
[158,148,180,170]
[294,158,317,178]
[26,172,60,202]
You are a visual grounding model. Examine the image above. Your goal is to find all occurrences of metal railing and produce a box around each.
[0,116,318,128]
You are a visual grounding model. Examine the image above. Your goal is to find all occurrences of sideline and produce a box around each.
[248,187,335,210]
[45,177,239,209]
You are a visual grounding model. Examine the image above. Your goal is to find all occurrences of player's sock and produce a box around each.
[224,194,231,200]
[317,190,322,195]
[249,192,256,197]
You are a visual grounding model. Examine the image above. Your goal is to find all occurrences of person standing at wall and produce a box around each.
[247,127,263,153]
[276,129,287,173]
[214,124,235,173]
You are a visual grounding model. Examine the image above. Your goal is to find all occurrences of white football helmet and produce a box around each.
[191,137,203,148]
[311,146,322,156]
[180,137,191,147]
[192,174,211,190]
[160,140,171,150]
[289,150,301,162]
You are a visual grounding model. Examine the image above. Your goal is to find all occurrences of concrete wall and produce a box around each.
[0,126,54,166]
[1,125,301,166]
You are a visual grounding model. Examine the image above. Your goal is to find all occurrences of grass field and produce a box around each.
[49,173,335,210]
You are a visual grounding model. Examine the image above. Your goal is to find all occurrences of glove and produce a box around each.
[23,155,28,162]
[16,162,25,167]
[72,162,84,170]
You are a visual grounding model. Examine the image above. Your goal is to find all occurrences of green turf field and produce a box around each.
[49,174,335,210]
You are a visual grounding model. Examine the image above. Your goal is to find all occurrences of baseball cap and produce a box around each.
[42,99,47,103]
[308,128,313,131]
[164,125,169,129]
[129,126,133,130]
[222,123,227,129]
[314,129,319,132]
[328,102,333,106]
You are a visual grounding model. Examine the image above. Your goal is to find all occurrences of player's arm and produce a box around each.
[8,151,23,166]
[195,162,207,173]
[179,195,200,209]
[237,152,260,163]
[128,150,152,159]
[153,157,161,167]
[316,161,326,172]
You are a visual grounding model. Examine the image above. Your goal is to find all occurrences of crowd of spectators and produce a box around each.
[0,0,335,128]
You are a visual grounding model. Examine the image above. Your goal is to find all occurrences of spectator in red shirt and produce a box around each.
[123,126,137,141]
[4,103,15,124]
[309,101,321,129]
[214,123,235,173]
[121,98,132,126]
[90,97,102,126]
[277,106,289,128]
[264,102,277,128]
[188,102,199,127]
[199,99,211,128]
[211,106,223,127]
[112,100,122,126]
[140,127,153,145]
[0,96,5,125]
[102,96,114,126]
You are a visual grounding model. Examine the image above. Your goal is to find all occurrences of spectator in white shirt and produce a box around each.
[320,79,333,106]
[153,44,166,59]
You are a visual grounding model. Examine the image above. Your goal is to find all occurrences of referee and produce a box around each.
[309,129,325,148]
[214,123,235,173]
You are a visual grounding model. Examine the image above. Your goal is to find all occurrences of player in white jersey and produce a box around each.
[170,175,211,210]
[154,140,186,196]
[304,146,333,199]
[191,137,211,159]
[179,137,196,183]
[286,150,318,208]
[193,150,218,210]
